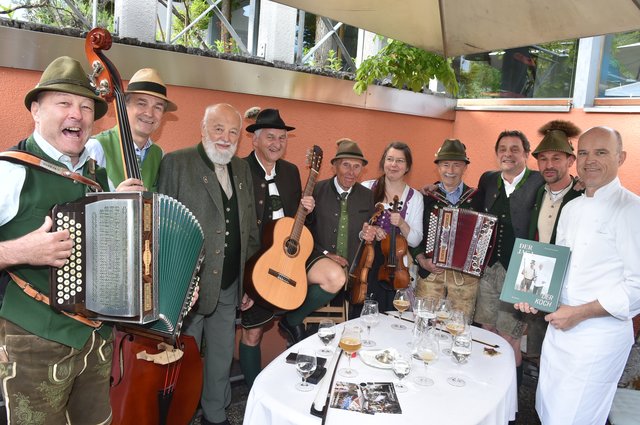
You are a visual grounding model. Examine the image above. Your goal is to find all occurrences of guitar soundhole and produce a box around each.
[284,239,299,257]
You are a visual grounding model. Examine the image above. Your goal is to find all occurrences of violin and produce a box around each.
[85,28,202,425]
[348,204,385,304]
[378,195,410,289]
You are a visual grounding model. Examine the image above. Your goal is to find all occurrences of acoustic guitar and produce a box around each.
[245,145,323,310]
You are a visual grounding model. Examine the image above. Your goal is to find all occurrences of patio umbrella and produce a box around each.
[273,0,640,57]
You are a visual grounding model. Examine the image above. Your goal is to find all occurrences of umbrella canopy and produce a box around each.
[274,0,640,57]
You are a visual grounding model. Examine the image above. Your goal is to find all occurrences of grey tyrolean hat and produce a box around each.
[331,138,368,165]
[434,139,470,164]
[246,108,295,133]
[24,56,108,120]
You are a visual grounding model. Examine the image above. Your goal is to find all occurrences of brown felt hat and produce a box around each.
[434,139,470,164]
[126,68,177,112]
[24,56,108,120]
[331,138,368,165]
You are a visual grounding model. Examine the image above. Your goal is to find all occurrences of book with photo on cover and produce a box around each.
[499,238,571,313]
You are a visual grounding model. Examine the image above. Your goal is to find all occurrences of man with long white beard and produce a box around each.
[157,103,260,425]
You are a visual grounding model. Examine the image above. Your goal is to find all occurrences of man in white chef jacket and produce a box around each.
[515,126,640,425]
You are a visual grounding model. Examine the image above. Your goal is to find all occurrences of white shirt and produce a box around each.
[501,167,526,197]
[0,131,93,226]
[255,155,284,220]
[361,179,424,247]
[557,177,640,320]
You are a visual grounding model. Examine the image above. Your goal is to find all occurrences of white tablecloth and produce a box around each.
[244,313,517,425]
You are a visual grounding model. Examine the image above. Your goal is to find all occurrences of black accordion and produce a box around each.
[49,192,204,341]
[426,207,497,277]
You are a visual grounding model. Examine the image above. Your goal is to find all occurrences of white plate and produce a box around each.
[359,348,399,369]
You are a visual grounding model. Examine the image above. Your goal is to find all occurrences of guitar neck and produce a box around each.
[290,168,318,243]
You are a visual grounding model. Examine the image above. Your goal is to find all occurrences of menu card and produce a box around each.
[329,381,402,415]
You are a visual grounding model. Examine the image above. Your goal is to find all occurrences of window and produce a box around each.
[598,31,640,98]
[454,40,578,99]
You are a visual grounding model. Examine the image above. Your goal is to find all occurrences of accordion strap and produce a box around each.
[7,272,102,329]
[0,150,103,192]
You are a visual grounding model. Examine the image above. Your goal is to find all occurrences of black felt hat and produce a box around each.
[246,108,295,133]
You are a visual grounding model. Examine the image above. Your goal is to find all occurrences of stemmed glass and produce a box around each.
[391,289,410,330]
[434,298,451,340]
[317,319,336,356]
[447,324,472,387]
[414,330,439,386]
[295,348,317,392]
[443,310,465,356]
[360,300,379,347]
[338,324,362,378]
[392,354,412,393]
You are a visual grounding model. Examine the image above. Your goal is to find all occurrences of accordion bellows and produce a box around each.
[50,192,204,341]
[428,207,497,277]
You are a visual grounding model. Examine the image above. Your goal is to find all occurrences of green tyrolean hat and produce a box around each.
[532,120,581,158]
[24,56,108,120]
[434,139,470,164]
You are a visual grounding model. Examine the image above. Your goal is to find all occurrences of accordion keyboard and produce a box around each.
[52,211,85,308]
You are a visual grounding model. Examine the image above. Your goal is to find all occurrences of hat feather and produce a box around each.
[538,120,581,138]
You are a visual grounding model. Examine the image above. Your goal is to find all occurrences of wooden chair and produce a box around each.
[303,295,348,327]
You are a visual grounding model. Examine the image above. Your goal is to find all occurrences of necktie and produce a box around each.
[215,164,233,198]
[336,192,349,258]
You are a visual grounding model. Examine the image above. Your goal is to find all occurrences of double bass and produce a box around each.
[378,195,410,289]
[85,28,202,425]
[348,204,384,304]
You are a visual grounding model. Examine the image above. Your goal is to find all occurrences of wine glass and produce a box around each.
[317,319,336,356]
[360,300,379,347]
[392,289,410,330]
[414,330,439,386]
[295,348,317,392]
[434,298,451,340]
[447,324,472,387]
[391,354,412,393]
[443,310,465,356]
[338,324,362,378]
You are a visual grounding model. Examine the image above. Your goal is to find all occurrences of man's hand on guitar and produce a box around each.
[300,195,315,213]
[240,293,255,311]
[325,253,348,268]
[116,178,145,192]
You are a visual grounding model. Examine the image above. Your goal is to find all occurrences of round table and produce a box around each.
[244,313,517,425]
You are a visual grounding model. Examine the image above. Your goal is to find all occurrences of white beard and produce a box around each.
[203,138,237,165]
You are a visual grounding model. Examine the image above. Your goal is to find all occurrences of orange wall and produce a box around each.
[5,65,639,193]
[453,110,640,192]
[0,66,452,189]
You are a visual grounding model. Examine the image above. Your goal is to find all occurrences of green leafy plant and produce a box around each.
[325,49,342,71]
[354,38,459,96]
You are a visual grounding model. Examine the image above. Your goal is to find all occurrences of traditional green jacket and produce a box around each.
[0,135,112,349]
[93,126,163,191]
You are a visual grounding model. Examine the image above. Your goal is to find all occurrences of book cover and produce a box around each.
[499,238,571,313]
[329,382,401,415]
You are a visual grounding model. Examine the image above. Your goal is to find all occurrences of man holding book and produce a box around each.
[525,120,583,366]
[516,126,640,425]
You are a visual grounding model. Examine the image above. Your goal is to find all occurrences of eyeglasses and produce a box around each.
[385,156,406,165]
